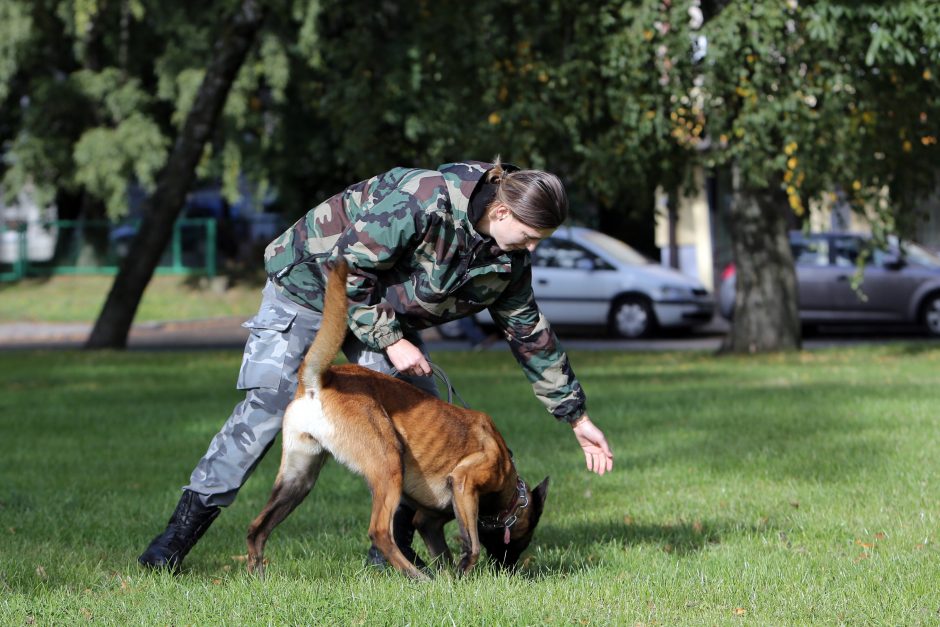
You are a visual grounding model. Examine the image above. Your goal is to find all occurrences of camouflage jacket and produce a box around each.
[264,161,585,422]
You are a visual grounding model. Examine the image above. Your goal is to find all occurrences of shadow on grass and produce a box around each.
[521,516,766,577]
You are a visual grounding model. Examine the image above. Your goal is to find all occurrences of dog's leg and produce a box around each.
[364,468,429,581]
[447,453,490,576]
[413,510,452,569]
[246,434,328,578]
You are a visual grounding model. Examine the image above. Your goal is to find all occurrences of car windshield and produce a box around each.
[898,239,940,269]
[575,229,651,265]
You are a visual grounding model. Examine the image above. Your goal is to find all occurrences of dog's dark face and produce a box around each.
[479,476,549,569]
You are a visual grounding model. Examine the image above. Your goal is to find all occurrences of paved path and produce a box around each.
[0,317,734,352]
[1,316,932,352]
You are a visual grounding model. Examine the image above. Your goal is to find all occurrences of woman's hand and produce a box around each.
[571,415,614,476]
[385,338,432,377]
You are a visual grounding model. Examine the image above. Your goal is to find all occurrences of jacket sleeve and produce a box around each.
[488,261,587,423]
[330,192,428,351]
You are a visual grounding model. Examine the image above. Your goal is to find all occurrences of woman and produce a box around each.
[138,159,614,571]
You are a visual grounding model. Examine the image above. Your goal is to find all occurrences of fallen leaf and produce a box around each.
[35,565,47,579]
[81,608,93,620]
[874,532,886,540]
[733,607,747,616]
[222,565,232,572]
[8,527,15,534]
[663,544,674,554]
[231,554,248,562]
[26,617,35,625]
[212,578,222,585]
[915,544,926,550]
[855,539,874,549]
[692,520,703,534]
[623,515,635,525]
[854,553,870,562]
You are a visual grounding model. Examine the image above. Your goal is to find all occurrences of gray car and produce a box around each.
[718,231,940,336]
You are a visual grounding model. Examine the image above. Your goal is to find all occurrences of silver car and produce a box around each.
[718,231,940,336]
[474,226,714,338]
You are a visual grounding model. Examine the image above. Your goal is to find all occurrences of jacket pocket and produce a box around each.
[236,304,298,390]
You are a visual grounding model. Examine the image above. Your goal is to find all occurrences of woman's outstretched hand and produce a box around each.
[571,415,614,476]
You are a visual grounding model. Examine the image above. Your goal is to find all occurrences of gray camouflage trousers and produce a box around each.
[184,280,438,508]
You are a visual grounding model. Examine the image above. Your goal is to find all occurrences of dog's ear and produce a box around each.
[533,476,549,510]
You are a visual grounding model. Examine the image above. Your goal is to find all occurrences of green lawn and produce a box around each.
[0,275,263,323]
[2,346,939,624]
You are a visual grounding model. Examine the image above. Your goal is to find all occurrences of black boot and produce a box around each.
[366,502,427,569]
[138,490,220,572]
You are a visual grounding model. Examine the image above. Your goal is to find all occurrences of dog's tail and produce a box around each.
[300,258,349,394]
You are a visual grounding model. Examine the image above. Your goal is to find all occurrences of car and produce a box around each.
[718,231,940,336]
[473,226,714,338]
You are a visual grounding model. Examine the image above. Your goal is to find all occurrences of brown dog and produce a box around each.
[246,259,548,580]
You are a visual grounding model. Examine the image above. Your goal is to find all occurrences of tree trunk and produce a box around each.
[720,171,801,353]
[85,0,265,349]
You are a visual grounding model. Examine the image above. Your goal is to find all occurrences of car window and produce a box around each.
[792,237,829,266]
[575,229,650,265]
[831,236,864,267]
[533,238,605,269]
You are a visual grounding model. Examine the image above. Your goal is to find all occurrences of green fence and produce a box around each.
[0,218,217,282]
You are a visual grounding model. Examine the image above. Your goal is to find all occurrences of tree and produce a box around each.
[85,0,265,348]
[688,0,940,352]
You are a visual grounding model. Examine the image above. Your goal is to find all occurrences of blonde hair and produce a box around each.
[484,157,568,229]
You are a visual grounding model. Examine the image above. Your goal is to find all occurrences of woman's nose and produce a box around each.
[526,242,538,252]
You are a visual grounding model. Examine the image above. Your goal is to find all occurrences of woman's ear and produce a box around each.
[490,203,511,221]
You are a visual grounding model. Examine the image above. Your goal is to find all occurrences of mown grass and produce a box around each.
[0,274,263,323]
[2,346,940,624]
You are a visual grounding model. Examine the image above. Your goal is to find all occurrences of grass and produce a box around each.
[0,274,264,323]
[2,345,940,624]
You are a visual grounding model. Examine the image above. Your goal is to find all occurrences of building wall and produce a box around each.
[654,168,715,290]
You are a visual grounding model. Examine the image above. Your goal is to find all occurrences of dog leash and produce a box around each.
[429,362,470,408]
[388,362,470,408]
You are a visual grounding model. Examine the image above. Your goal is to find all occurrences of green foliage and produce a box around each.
[73,113,168,218]
[0,0,30,103]
[695,0,940,228]
[0,0,937,238]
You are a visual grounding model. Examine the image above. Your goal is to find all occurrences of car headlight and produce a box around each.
[659,285,693,299]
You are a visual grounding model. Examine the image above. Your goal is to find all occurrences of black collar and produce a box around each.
[479,478,529,544]
[468,180,498,227]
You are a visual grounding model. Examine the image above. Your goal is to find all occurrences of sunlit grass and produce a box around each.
[0,274,263,323]
[2,346,940,624]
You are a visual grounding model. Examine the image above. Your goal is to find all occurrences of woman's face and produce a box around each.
[486,204,556,253]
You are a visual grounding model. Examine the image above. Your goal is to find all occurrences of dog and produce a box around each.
[246,259,548,580]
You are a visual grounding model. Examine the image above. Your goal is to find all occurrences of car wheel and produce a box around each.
[609,296,655,339]
[921,293,940,337]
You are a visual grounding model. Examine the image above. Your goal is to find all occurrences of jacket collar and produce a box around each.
[437,160,521,240]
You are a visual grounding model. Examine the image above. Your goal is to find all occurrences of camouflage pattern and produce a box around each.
[185,280,438,508]
[265,161,586,423]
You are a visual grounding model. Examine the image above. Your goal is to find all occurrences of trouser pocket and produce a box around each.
[236,303,298,390]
